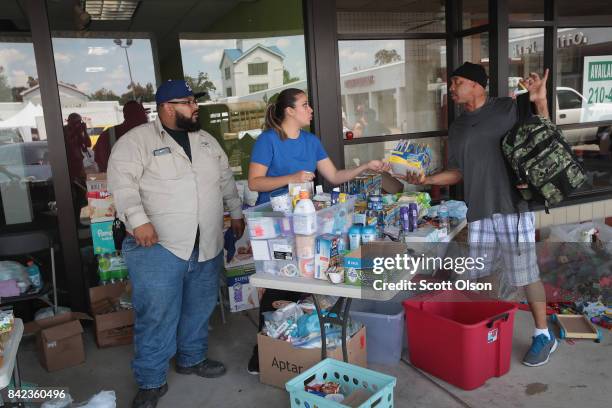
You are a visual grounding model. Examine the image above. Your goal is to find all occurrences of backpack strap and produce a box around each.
[506,92,534,147]
[516,91,533,124]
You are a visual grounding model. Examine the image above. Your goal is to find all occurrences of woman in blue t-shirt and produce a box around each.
[246,88,386,375]
[249,88,386,204]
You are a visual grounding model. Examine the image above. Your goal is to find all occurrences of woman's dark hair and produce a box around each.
[264,88,305,140]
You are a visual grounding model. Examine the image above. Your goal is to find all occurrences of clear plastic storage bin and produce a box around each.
[244,196,356,276]
[349,300,405,365]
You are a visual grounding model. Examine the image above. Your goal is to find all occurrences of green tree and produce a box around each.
[283,69,299,84]
[90,87,120,101]
[119,82,155,104]
[0,66,13,102]
[374,49,401,65]
[184,71,216,101]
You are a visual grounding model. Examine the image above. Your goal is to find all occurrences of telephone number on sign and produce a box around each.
[7,388,68,401]
[587,86,612,104]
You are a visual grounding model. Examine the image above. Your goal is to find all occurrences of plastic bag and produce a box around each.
[0,261,31,290]
[41,395,73,408]
[74,390,116,408]
[548,220,612,243]
[428,200,467,219]
[35,306,72,321]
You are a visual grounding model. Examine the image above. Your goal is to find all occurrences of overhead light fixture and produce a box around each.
[85,0,140,21]
[85,67,106,73]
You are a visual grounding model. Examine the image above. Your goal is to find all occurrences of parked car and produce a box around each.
[555,86,612,146]
[0,128,24,145]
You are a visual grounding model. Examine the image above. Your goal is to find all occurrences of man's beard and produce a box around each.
[176,111,201,132]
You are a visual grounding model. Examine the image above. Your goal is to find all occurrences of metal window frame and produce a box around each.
[24,0,87,311]
[305,0,612,204]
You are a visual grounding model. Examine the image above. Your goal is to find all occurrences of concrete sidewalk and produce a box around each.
[14,307,610,407]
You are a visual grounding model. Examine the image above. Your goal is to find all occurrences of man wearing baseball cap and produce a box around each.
[396,62,559,368]
[108,80,244,408]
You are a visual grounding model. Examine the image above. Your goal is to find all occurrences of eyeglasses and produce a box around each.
[166,100,198,106]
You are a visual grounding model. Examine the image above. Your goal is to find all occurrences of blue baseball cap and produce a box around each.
[155,80,207,104]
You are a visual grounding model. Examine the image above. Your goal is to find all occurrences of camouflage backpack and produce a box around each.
[501,93,587,210]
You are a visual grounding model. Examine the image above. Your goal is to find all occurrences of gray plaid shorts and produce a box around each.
[466,212,540,287]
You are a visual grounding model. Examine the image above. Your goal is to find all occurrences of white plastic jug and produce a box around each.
[293,191,317,235]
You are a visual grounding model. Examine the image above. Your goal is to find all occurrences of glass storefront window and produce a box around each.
[0,39,55,228]
[462,32,490,83]
[509,29,544,96]
[336,0,445,34]
[556,27,612,193]
[462,0,488,30]
[509,0,544,22]
[338,39,447,138]
[48,35,156,216]
[180,35,309,181]
[556,28,612,126]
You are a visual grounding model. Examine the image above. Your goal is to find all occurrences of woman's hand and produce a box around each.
[291,170,315,183]
[366,160,389,172]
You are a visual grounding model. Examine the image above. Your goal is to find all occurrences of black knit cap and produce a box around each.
[450,62,488,89]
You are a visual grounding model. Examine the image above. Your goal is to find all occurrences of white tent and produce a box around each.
[0,102,44,142]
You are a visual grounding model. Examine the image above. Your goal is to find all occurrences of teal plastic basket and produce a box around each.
[285,358,397,408]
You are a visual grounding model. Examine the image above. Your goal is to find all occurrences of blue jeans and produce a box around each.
[122,236,222,389]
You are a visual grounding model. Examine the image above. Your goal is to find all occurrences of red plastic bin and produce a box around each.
[403,290,518,390]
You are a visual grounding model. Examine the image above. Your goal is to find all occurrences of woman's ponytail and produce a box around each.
[264,102,287,140]
[263,88,305,141]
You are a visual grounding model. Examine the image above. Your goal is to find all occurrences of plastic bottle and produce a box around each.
[294,191,317,278]
[361,225,377,243]
[293,191,317,235]
[26,260,42,291]
[348,224,362,250]
[438,200,449,239]
[98,254,112,285]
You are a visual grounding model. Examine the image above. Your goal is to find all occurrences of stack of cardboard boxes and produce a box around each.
[85,173,135,347]
[86,173,116,255]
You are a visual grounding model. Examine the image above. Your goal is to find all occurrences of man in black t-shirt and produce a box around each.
[397,62,558,368]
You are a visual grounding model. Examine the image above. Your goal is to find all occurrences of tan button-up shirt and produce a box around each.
[107,118,242,262]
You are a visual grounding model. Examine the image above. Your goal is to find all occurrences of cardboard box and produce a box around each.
[344,242,407,286]
[24,312,92,372]
[224,227,254,269]
[87,191,115,223]
[314,234,340,280]
[91,221,116,254]
[86,173,108,193]
[258,326,367,388]
[226,272,259,312]
[89,282,135,348]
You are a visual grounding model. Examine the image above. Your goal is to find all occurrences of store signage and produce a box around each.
[513,32,588,57]
[345,75,374,88]
[558,32,588,49]
[581,55,612,122]
[513,41,538,57]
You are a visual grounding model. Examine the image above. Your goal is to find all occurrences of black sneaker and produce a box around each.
[247,345,259,375]
[132,384,168,408]
[176,359,226,378]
